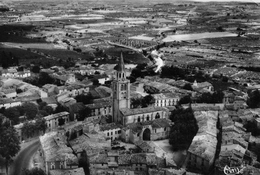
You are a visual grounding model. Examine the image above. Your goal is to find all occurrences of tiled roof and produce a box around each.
[2,88,16,94]
[85,101,111,109]
[49,168,84,175]
[118,154,131,165]
[188,110,218,161]
[125,118,171,134]
[39,132,77,164]
[41,96,57,105]
[130,153,146,164]
[134,140,154,152]
[89,153,108,164]
[100,123,122,131]
[152,93,179,100]
[69,102,85,113]
[120,107,168,116]
[44,111,69,121]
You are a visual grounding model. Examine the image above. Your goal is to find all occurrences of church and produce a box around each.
[111,53,172,143]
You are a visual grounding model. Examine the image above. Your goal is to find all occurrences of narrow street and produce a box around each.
[10,139,40,175]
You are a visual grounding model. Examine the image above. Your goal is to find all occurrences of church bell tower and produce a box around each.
[112,53,130,123]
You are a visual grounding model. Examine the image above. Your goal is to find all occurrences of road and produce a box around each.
[10,139,40,175]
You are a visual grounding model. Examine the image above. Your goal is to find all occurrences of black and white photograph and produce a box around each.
[0,0,260,174]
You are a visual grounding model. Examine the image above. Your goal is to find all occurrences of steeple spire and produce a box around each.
[118,52,125,72]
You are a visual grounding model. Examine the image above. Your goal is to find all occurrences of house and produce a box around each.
[100,123,123,140]
[0,98,22,109]
[56,91,70,102]
[90,152,160,172]
[185,110,218,173]
[135,140,155,153]
[68,102,86,121]
[39,132,78,174]
[42,84,59,96]
[1,69,31,78]
[41,96,58,109]
[69,133,110,157]
[57,84,89,97]
[2,88,17,98]
[44,112,70,131]
[49,168,84,175]
[85,101,112,117]
[1,68,17,78]
[93,74,110,84]
[152,93,180,107]
[192,81,214,93]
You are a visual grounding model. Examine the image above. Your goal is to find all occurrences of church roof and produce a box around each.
[124,118,172,134]
[117,52,125,72]
[120,107,168,116]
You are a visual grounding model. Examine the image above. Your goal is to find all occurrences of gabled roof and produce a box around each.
[120,107,168,116]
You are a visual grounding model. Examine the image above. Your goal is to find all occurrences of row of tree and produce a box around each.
[22,117,47,139]
[1,102,38,125]
[195,91,224,104]
[1,101,68,125]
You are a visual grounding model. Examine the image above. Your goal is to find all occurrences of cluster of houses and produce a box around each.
[3,54,260,175]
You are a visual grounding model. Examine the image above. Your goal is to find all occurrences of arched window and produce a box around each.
[146,115,150,121]
[155,112,160,119]
[137,116,141,122]
[121,84,124,91]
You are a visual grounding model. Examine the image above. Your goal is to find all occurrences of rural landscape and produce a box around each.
[0,0,260,175]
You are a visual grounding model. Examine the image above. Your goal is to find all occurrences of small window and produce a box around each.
[118,130,121,134]
[107,132,109,136]
[111,132,113,135]
[164,127,167,131]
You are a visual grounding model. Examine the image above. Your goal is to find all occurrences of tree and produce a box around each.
[38,102,47,110]
[78,150,90,175]
[4,107,20,125]
[38,72,55,87]
[35,117,47,134]
[178,95,191,105]
[42,106,54,115]
[22,121,36,138]
[244,120,260,136]
[77,107,92,121]
[142,94,155,107]
[183,83,193,91]
[131,98,142,108]
[247,90,260,108]
[0,115,20,175]
[31,65,40,73]
[169,108,198,151]
[22,167,46,175]
[54,103,68,113]
[58,118,65,126]
[75,93,93,105]
[22,103,38,120]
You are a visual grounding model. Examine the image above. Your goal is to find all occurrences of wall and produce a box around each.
[124,110,167,125]
[104,128,121,140]
[186,153,210,173]
[0,101,22,109]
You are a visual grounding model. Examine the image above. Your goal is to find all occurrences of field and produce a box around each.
[162,32,238,42]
